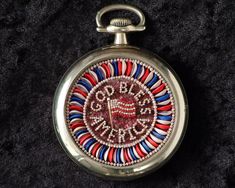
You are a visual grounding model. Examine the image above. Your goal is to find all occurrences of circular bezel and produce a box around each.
[53,45,188,180]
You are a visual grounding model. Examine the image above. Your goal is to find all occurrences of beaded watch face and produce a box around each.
[66,58,175,166]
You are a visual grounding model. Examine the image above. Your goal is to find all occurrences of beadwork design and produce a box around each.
[66,58,175,166]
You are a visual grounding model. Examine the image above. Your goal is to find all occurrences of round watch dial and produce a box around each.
[66,58,175,166]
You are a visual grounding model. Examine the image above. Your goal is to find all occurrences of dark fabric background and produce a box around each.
[0,0,234,187]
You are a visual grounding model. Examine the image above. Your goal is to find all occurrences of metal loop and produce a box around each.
[96,4,145,31]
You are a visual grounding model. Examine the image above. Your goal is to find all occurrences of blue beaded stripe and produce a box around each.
[99,145,108,160]
[71,96,85,105]
[133,64,142,79]
[74,129,88,138]
[129,147,138,161]
[94,67,104,81]
[84,138,97,151]
[112,60,118,76]
[116,148,122,164]
[151,130,166,140]
[157,115,172,121]
[140,141,152,153]
[155,93,170,102]
[77,80,92,92]
[69,114,83,120]
[146,73,158,88]
[67,58,174,165]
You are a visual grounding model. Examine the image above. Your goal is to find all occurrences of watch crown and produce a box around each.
[110,18,132,27]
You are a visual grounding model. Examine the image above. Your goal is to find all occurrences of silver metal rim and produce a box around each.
[53,45,188,180]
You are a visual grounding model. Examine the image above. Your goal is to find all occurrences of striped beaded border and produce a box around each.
[66,58,175,166]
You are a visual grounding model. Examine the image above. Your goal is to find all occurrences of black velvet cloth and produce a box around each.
[0,0,234,187]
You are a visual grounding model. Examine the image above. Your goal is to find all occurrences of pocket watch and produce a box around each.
[53,4,188,180]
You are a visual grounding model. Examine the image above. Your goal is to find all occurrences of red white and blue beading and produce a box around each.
[66,58,175,166]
